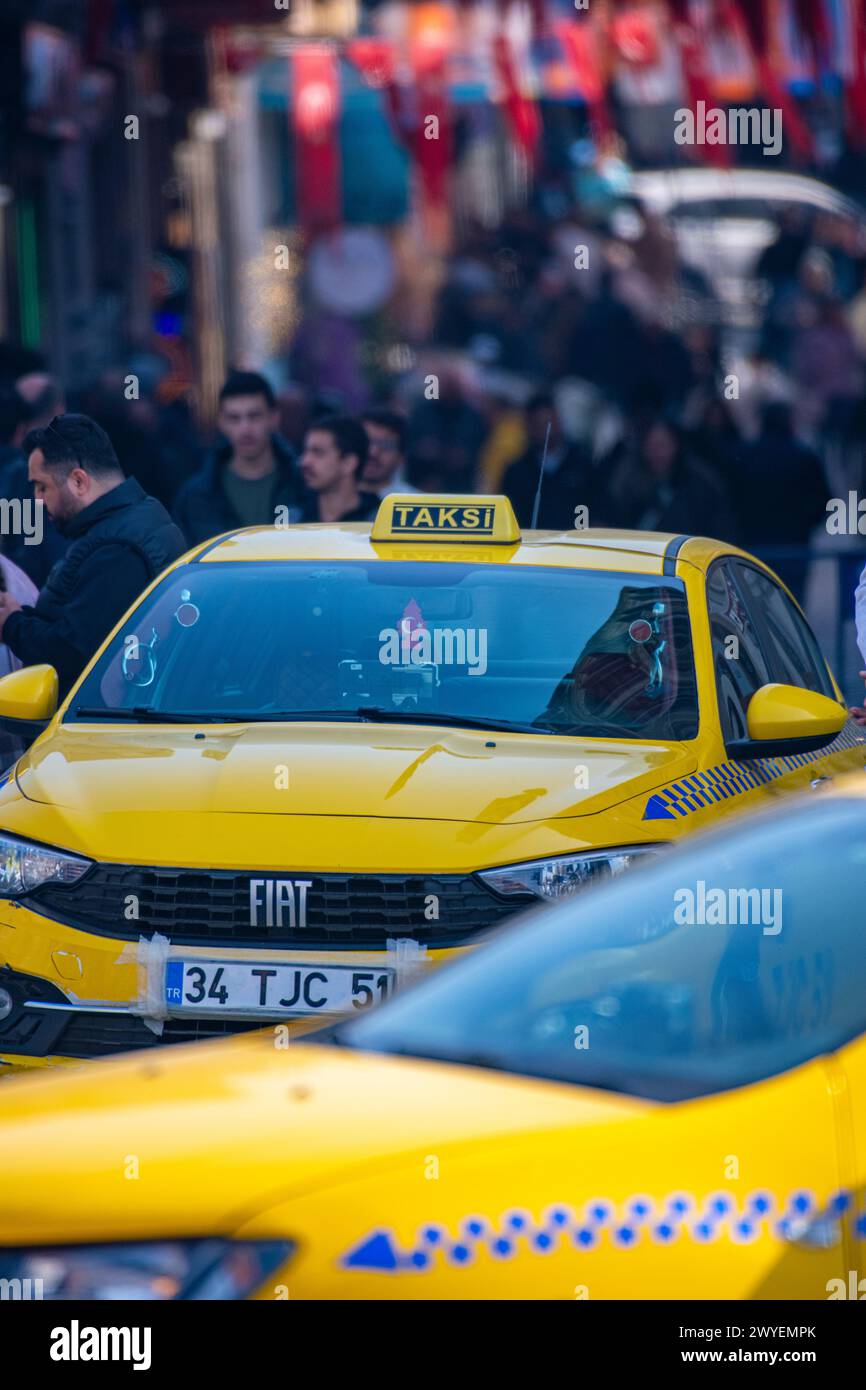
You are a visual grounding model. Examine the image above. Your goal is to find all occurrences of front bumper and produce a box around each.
[0,859,536,1069]
[0,929,468,1072]
[0,966,279,1067]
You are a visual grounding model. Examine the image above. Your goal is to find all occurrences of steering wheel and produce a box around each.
[122,627,159,688]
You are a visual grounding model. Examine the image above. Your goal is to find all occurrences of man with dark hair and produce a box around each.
[361,408,417,497]
[299,416,380,523]
[172,370,304,544]
[0,413,185,696]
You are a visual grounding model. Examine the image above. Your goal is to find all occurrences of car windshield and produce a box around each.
[66,561,698,740]
[338,797,866,1102]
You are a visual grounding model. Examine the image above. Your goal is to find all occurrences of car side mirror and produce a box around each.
[0,664,59,735]
[725,682,847,761]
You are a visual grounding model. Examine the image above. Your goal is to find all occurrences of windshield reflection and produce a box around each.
[68,561,698,741]
[339,798,866,1102]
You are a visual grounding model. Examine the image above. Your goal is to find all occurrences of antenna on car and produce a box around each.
[530,420,551,531]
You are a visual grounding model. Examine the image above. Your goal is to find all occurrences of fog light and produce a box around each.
[0,987,13,1022]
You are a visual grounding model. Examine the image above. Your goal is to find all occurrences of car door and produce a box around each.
[707,558,866,803]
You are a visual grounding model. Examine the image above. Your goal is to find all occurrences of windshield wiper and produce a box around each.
[71,707,291,724]
[217,710,372,723]
[73,706,379,725]
[73,705,610,736]
[353,707,544,736]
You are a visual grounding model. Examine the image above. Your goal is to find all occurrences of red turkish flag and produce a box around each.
[611,9,661,67]
[558,18,612,137]
[493,33,541,159]
[849,0,866,149]
[346,38,395,89]
[722,0,814,159]
[412,63,452,211]
[401,599,427,650]
[292,47,342,233]
[676,20,732,167]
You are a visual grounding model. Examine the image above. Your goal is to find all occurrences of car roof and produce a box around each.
[632,168,864,219]
[184,524,735,577]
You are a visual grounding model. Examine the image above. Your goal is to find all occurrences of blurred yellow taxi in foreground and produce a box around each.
[1,781,865,1299]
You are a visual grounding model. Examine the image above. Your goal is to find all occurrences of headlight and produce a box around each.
[0,1239,295,1300]
[478,846,664,901]
[0,832,92,897]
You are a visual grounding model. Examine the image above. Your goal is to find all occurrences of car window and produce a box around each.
[341,796,866,1102]
[66,561,699,742]
[732,562,835,698]
[706,561,772,742]
[672,198,784,220]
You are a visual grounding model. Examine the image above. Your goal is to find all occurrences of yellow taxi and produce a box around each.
[0,494,861,1072]
[0,780,865,1300]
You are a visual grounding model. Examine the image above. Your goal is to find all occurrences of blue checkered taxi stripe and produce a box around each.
[643,721,866,821]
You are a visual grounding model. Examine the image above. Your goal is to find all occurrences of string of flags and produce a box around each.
[236,1,866,229]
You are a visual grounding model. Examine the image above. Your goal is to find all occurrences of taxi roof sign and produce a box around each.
[371,494,521,544]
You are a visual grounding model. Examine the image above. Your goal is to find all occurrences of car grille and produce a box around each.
[29,865,523,948]
[59,1012,268,1057]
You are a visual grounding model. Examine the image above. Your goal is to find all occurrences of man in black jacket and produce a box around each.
[0,414,186,696]
[172,371,305,544]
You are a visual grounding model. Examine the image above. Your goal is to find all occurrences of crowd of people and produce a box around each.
[0,365,422,718]
[0,193,864,714]
[394,202,866,595]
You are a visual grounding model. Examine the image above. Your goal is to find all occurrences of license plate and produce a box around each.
[165,960,395,1018]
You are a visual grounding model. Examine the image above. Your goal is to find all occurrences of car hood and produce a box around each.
[0,1036,644,1244]
[15,722,694,826]
[0,1036,837,1302]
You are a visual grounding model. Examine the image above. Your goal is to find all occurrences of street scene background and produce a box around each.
[1,0,866,691]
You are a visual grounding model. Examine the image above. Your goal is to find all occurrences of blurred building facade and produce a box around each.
[1,0,865,417]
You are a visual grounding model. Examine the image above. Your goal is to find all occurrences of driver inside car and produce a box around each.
[540,587,679,733]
